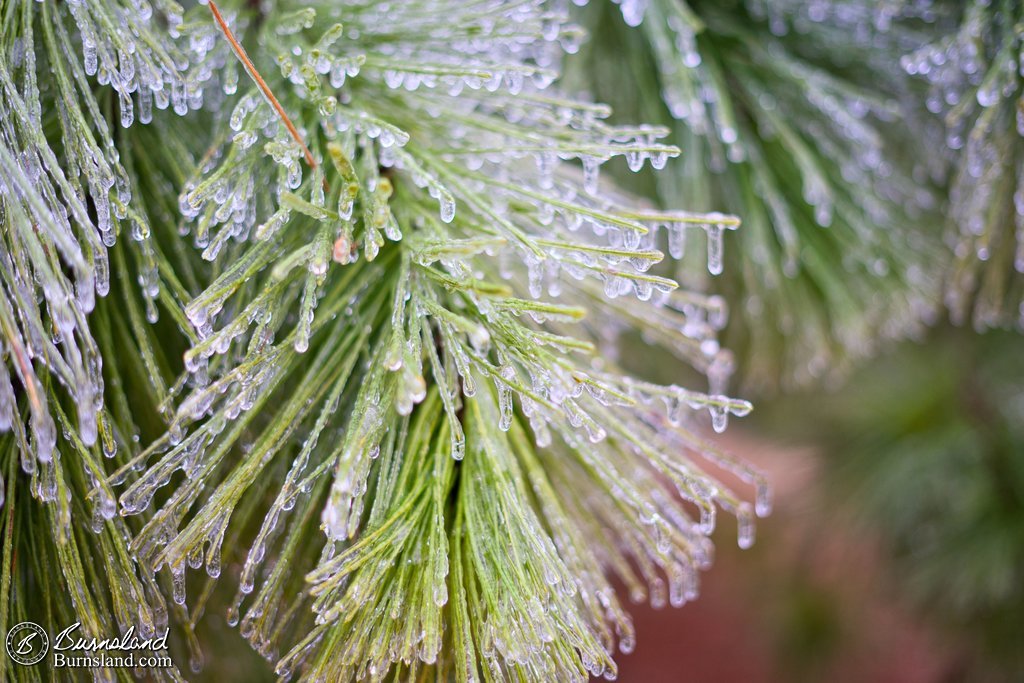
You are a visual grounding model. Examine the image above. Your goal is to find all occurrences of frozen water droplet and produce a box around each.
[709,401,728,433]
[439,193,456,223]
[171,565,187,605]
[582,156,600,195]
[755,480,772,517]
[737,504,755,549]
[705,224,724,275]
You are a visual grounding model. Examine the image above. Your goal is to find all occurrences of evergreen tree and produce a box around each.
[573,0,1024,679]
[569,0,1023,390]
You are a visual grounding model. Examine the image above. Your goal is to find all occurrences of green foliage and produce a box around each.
[570,4,1024,677]
[0,0,218,677]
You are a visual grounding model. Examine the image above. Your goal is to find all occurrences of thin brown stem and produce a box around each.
[208,0,318,172]
[0,317,41,416]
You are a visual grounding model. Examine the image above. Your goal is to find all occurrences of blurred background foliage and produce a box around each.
[803,328,1024,677]
[731,327,1023,682]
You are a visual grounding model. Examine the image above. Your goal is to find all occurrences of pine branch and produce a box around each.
[0,0,223,677]
[0,0,773,680]
[900,0,1024,330]
[117,1,766,679]
[570,0,944,390]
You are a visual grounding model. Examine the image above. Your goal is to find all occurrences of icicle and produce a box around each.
[705,223,724,275]
[451,431,466,460]
[537,151,556,189]
[581,156,599,195]
[668,223,686,259]
[526,254,543,298]
[294,275,317,353]
[755,479,772,517]
[439,192,456,223]
[497,365,515,431]
[708,399,728,433]
[737,503,755,549]
[171,564,187,605]
[698,504,716,535]
[119,90,134,128]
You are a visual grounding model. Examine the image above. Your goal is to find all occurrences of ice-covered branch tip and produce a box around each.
[900,0,1024,330]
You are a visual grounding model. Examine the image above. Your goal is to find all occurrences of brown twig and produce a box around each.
[0,323,41,417]
[208,0,318,172]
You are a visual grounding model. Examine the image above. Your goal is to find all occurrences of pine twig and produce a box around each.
[208,0,319,172]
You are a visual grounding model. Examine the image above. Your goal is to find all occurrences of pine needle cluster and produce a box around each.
[1,1,766,680]
[900,0,1024,329]
[571,0,943,390]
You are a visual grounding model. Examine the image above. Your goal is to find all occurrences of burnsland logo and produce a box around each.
[5,622,173,669]
[6,622,49,665]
